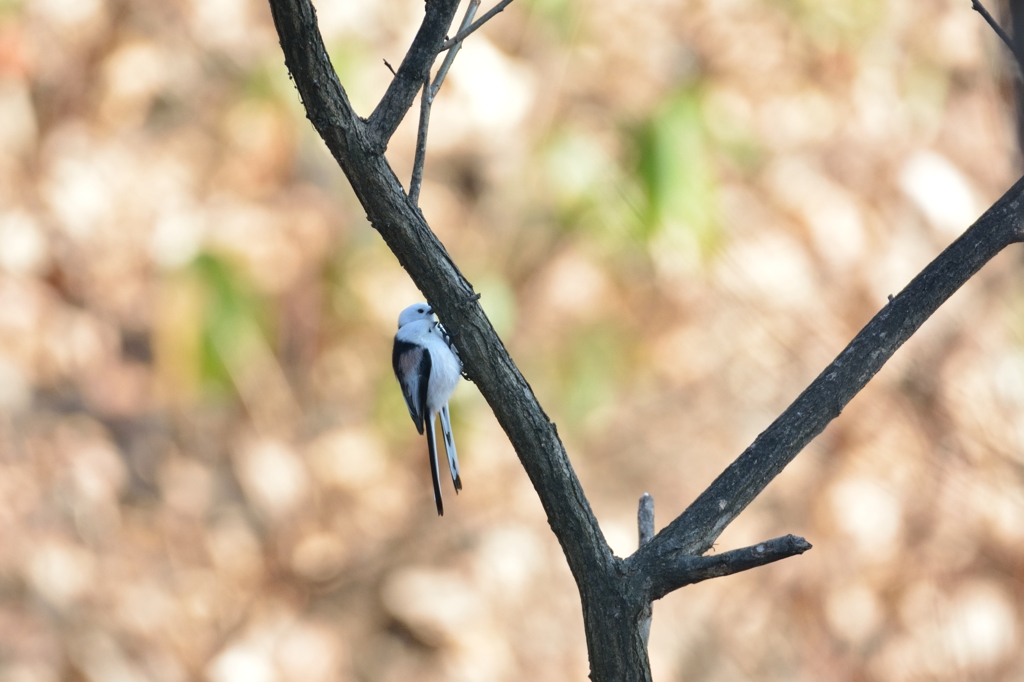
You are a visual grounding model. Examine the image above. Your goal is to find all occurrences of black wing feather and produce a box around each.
[393,339,432,435]
[426,417,444,516]
[416,349,431,431]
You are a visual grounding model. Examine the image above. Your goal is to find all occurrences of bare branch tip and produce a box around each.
[753,534,812,557]
[383,58,397,77]
[638,493,655,547]
[970,0,1024,72]
[786,534,813,552]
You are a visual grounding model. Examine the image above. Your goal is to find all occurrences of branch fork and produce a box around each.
[410,0,480,204]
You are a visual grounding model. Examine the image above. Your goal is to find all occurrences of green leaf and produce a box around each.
[629,89,721,262]
[189,252,273,396]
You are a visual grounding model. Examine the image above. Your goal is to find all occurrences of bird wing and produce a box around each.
[392,339,432,435]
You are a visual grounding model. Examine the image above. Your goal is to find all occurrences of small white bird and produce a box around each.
[392,302,463,515]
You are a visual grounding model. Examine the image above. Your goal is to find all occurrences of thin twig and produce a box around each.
[408,0,480,203]
[972,0,1024,73]
[366,0,461,149]
[410,72,432,206]
[650,535,812,599]
[441,0,515,50]
[637,493,654,647]
[432,0,480,97]
[383,59,397,76]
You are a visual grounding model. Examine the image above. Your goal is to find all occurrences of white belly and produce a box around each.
[427,343,461,413]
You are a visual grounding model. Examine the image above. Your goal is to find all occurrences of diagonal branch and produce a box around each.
[972,0,1024,73]
[267,0,367,164]
[268,0,615,592]
[270,5,639,677]
[365,0,461,150]
[630,174,1024,599]
[441,0,516,50]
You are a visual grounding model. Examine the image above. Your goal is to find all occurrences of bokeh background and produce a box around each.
[0,0,1022,679]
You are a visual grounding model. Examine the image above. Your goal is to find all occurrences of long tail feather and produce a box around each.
[439,404,462,491]
[425,415,444,516]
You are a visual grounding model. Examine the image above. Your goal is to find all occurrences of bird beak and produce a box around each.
[425,306,433,315]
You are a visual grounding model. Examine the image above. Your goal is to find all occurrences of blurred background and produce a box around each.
[0,0,1022,679]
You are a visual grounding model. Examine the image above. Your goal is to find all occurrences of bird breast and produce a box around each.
[426,341,460,413]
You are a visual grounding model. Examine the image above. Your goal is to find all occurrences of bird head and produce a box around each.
[397,302,435,328]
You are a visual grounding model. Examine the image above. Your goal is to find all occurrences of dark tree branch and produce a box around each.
[649,535,811,600]
[269,2,640,679]
[630,176,1024,600]
[365,0,461,149]
[267,0,365,161]
[409,0,479,205]
[409,72,431,206]
[441,0,516,50]
[973,0,1024,73]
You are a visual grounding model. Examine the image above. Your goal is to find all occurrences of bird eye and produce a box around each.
[417,308,424,313]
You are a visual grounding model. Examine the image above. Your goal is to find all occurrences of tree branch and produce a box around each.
[409,0,479,204]
[267,0,617,611]
[649,535,811,600]
[409,72,431,206]
[271,5,644,678]
[366,0,461,149]
[441,0,516,50]
[267,0,367,165]
[972,0,1024,73]
[630,174,1024,600]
